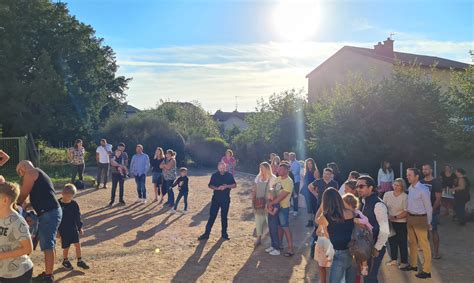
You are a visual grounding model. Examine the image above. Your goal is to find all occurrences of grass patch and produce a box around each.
[1,164,94,184]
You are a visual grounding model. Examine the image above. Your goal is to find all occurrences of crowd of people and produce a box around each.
[252,153,471,283]
[0,143,471,282]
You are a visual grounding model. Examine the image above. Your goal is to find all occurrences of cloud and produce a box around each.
[117,40,472,112]
[352,18,375,31]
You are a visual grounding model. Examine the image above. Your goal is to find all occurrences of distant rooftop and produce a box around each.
[213,110,253,122]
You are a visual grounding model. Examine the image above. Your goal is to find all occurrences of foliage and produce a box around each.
[232,89,306,170]
[98,115,186,166]
[140,101,221,143]
[0,0,130,142]
[187,137,229,167]
[441,66,474,158]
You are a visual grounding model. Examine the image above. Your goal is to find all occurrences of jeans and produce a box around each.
[38,208,63,251]
[174,189,188,211]
[268,212,280,250]
[71,163,84,183]
[292,182,300,212]
[111,173,125,203]
[254,211,267,237]
[388,222,408,263]
[164,179,175,205]
[329,249,356,283]
[366,246,386,283]
[135,174,147,199]
[96,163,109,186]
[205,196,230,236]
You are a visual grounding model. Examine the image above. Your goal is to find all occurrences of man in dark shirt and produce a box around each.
[308,167,339,211]
[198,162,237,241]
[421,163,443,259]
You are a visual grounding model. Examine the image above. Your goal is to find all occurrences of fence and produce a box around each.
[0,136,28,171]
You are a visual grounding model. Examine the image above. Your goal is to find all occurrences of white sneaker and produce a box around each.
[182,210,188,214]
[265,247,274,253]
[170,209,176,214]
[269,249,281,256]
[292,211,298,217]
[142,199,147,204]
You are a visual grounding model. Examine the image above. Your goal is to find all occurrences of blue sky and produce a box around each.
[67,0,473,112]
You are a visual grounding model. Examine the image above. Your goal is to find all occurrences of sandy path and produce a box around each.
[28,170,473,282]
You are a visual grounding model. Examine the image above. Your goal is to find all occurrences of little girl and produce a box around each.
[342,193,373,277]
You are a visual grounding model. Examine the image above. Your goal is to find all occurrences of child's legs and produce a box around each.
[63,247,70,259]
[74,242,82,259]
[174,191,183,210]
[319,266,327,283]
[183,190,188,211]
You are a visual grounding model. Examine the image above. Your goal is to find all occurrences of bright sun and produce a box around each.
[273,0,320,41]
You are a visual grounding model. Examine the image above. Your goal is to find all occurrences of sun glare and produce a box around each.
[273,0,320,41]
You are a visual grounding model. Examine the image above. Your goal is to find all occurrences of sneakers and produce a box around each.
[386,260,398,266]
[119,200,126,205]
[269,249,281,256]
[77,259,90,270]
[170,209,177,214]
[221,234,230,241]
[198,234,209,241]
[142,199,147,204]
[32,272,54,283]
[265,247,275,253]
[62,259,73,270]
[398,263,409,269]
[292,211,298,217]
[415,272,432,279]
[182,210,188,214]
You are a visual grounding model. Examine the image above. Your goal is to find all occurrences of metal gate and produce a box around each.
[0,136,28,170]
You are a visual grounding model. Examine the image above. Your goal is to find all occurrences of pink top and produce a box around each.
[221,156,236,175]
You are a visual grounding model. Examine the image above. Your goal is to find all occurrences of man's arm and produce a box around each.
[271,191,289,205]
[144,155,150,174]
[0,150,10,166]
[433,192,442,212]
[18,171,37,205]
[421,188,433,225]
[373,203,390,251]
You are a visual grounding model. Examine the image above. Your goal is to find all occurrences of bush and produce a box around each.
[187,137,229,167]
[98,115,186,166]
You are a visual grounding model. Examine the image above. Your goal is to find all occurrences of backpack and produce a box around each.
[74,180,85,190]
[348,224,374,264]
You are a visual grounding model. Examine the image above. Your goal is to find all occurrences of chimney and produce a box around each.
[373,37,394,57]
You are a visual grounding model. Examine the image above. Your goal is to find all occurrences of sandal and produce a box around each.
[284,252,294,257]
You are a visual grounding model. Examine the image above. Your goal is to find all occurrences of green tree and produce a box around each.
[0,0,130,141]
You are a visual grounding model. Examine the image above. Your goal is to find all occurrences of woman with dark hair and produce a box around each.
[68,139,85,183]
[161,150,177,207]
[377,160,394,197]
[440,164,456,216]
[316,188,356,283]
[301,158,320,227]
[453,168,470,226]
[271,156,281,177]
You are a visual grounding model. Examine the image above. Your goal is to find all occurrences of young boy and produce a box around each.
[265,188,281,256]
[0,182,34,282]
[58,184,90,270]
[170,168,189,214]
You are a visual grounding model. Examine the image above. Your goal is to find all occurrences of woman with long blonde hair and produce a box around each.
[252,162,276,247]
[151,147,165,203]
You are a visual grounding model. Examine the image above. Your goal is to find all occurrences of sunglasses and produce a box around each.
[356,184,368,189]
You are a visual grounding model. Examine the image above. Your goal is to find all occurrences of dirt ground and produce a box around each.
[29,169,474,282]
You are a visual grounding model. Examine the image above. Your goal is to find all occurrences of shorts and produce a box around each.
[431,212,440,231]
[315,236,333,267]
[152,172,162,184]
[278,207,290,228]
[60,231,80,249]
[38,208,62,251]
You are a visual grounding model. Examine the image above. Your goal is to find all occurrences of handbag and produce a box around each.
[253,179,269,209]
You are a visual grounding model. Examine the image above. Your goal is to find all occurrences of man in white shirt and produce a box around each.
[356,175,389,283]
[401,168,433,279]
[95,139,113,189]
